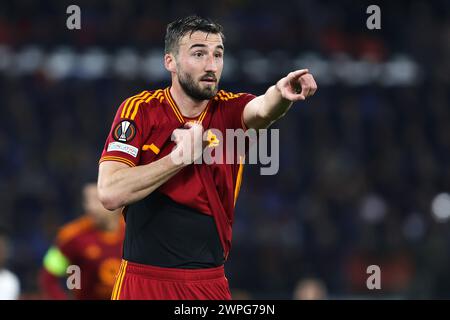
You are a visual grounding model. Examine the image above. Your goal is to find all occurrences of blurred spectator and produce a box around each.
[0,227,20,300]
[231,288,253,300]
[293,277,328,300]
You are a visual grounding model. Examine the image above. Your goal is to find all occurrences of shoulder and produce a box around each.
[56,216,95,246]
[118,89,166,121]
[122,89,165,105]
[214,90,256,105]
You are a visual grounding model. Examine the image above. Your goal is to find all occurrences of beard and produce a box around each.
[177,68,219,101]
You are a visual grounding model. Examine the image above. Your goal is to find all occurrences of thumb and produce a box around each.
[184,122,193,129]
[288,69,309,81]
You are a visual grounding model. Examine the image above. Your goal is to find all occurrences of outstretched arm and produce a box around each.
[243,69,317,129]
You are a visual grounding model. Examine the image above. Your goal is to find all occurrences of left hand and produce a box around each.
[276,69,318,101]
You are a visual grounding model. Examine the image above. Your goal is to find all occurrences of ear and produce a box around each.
[164,53,177,73]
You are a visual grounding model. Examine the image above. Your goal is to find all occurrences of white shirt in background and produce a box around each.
[0,269,20,300]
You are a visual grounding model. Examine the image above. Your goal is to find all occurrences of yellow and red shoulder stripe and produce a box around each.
[120,90,164,120]
[214,90,244,101]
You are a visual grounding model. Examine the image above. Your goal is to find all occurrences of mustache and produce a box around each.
[200,73,217,81]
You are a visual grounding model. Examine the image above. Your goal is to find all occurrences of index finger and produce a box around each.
[287,69,309,80]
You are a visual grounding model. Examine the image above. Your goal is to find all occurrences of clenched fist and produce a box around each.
[171,121,205,165]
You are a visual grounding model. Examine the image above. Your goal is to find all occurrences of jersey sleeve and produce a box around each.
[220,91,256,130]
[99,92,150,167]
[218,91,257,159]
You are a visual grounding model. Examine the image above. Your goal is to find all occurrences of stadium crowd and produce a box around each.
[0,0,450,298]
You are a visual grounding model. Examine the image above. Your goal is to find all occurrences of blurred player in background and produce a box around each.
[0,227,20,300]
[40,183,124,300]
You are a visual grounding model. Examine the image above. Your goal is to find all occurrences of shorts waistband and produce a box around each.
[123,260,225,282]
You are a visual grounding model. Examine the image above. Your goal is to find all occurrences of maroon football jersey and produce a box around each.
[100,87,256,259]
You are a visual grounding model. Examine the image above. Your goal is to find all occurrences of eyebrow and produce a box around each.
[189,44,224,51]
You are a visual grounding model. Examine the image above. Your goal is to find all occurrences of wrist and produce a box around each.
[274,82,283,94]
[166,150,189,169]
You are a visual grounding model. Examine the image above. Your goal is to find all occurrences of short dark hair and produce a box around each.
[164,15,225,55]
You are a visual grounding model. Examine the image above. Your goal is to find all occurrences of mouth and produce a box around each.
[200,77,217,84]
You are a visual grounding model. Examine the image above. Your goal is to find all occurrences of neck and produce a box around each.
[170,81,209,118]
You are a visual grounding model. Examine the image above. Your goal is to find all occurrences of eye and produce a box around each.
[193,52,204,57]
[215,52,223,58]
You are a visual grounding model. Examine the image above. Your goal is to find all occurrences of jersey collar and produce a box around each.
[164,87,212,124]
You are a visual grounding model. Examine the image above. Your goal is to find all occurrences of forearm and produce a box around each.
[244,85,293,129]
[243,69,317,129]
[259,85,293,121]
[98,154,185,210]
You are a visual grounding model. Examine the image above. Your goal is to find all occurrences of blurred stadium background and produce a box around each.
[1,0,450,299]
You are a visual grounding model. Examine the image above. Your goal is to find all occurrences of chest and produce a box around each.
[139,105,232,164]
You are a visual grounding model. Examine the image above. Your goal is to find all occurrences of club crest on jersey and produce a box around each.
[113,120,136,142]
[206,130,220,148]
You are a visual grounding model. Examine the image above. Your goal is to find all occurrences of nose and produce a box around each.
[205,54,218,73]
